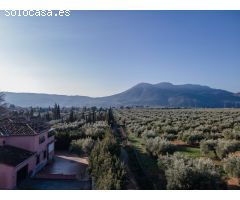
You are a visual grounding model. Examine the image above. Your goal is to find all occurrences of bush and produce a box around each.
[55,131,71,150]
[200,139,218,158]
[158,153,226,190]
[146,137,176,156]
[70,138,95,155]
[182,132,205,145]
[85,127,105,140]
[142,130,157,139]
[216,140,240,159]
[88,131,127,189]
[224,155,240,179]
[163,133,178,141]
[200,139,240,159]
[223,129,240,140]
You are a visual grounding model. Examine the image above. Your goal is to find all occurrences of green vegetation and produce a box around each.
[70,138,95,155]
[146,137,176,156]
[88,131,127,190]
[54,121,108,150]
[158,153,227,190]
[127,132,166,189]
[177,146,201,158]
[224,155,240,181]
[114,108,240,189]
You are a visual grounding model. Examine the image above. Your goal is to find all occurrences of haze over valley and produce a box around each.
[4,82,240,108]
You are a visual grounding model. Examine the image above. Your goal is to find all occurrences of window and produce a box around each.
[39,136,45,144]
[43,150,47,159]
[36,155,40,165]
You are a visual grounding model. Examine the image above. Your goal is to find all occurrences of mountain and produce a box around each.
[4,83,240,108]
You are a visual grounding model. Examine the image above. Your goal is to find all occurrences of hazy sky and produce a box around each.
[0,11,240,97]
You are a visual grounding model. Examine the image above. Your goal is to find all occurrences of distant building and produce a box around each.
[0,119,55,189]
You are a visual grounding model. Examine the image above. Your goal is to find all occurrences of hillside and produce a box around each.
[4,83,240,108]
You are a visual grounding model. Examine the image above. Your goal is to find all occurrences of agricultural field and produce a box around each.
[113,108,240,189]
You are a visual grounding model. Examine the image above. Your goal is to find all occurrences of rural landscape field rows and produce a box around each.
[113,108,240,189]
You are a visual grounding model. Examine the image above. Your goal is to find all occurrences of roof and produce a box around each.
[0,145,34,167]
[0,118,49,136]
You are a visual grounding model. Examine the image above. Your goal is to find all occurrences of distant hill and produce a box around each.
[4,83,240,108]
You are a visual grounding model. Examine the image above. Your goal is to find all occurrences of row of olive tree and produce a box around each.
[88,131,127,189]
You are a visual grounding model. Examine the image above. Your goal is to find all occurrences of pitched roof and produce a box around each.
[0,145,34,166]
[0,118,49,136]
[0,119,36,136]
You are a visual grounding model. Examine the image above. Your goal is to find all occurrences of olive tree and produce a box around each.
[200,139,239,160]
[70,138,95,155]
[182,131,205,145]
[223,155,240,181]
[216,140,240,159]
[158,153,226,190]
[146,137,176,156]
[200,139,218,158]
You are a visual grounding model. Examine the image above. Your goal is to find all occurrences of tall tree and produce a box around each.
[69,108,74,122]
[0,93,7,118]
[53,103,60,120]
[57,104,61,119]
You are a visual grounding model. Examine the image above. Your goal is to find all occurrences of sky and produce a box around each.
[0,11,240,97]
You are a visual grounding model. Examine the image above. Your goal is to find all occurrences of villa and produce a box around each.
[0,118,55,189]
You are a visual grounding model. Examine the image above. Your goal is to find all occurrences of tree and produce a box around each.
[158,153,226,190]
[146,137,176,156]
[0,92,7,118]
[224,155,240,182]
[216,140,240,159]
[57,104,61,119]
[69,108,75,122]
[88,131,126,189]
[45,112,51,121]
[53,103,61,120]
[182,131,205,145]
[55,131,71,150]
[200,139,218,158]
[70,138,95,155]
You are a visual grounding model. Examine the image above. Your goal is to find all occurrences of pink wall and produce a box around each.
[0,155,36,189]
[0,133,55,189]
[0,164,14,189]
[0,132,54,153]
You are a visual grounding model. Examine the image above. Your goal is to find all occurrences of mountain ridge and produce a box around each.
[3,82,240,108]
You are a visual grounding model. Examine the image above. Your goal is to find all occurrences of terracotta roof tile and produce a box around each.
[0,145,34,166]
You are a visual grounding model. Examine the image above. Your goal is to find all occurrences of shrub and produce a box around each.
[88,131,127,189]
[200,139,240,159]
[223,129,240,140]
[158,153,226,190]
[216,140,240,159]
[163,133,178,141]
[142,130,157,139]
[85,127,105,140]
[223,155,240,180]
[55,131,71,150]
[200,140,218,158]
[182,132,205,145]
[70,138,95,155]
[146,137,176,156]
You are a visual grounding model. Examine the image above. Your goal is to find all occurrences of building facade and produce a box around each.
[0,119,55,189]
